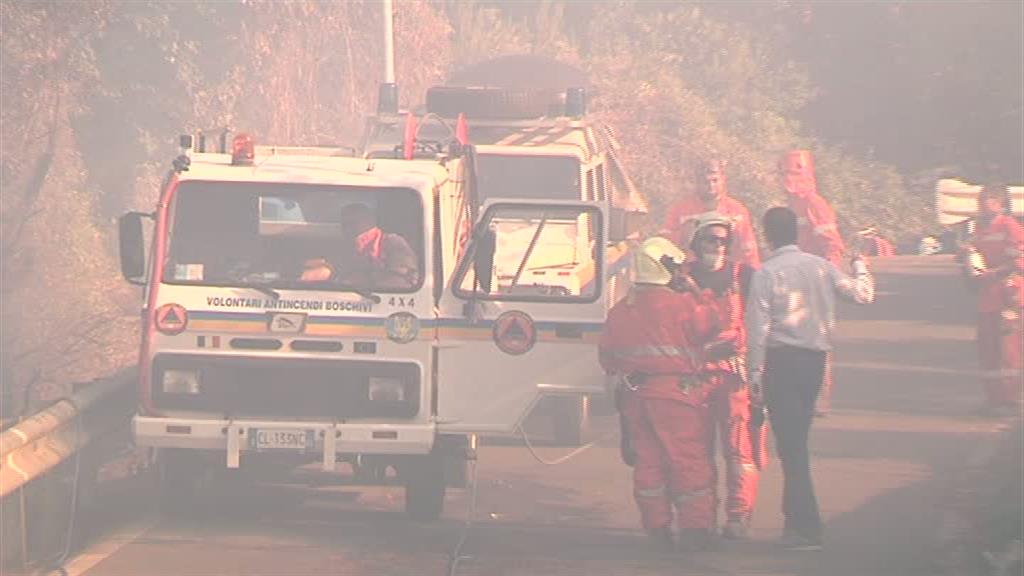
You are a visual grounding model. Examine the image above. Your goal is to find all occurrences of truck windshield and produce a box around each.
[163,182,423,293]
[475,154,580,201]
[455,203,601,302]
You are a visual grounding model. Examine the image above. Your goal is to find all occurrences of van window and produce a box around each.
[475,154,581,201]
[454,203,601,303]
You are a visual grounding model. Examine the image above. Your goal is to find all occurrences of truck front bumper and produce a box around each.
[133,416,435,470]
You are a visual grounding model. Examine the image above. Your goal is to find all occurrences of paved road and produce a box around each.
[62,256,1014,576]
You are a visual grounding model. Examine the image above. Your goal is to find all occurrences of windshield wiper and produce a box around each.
[346,288,381,304]
[283,280,381,304]
[248,284,281,300]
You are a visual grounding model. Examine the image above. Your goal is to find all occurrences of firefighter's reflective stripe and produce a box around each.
[636,485,667,498]
[981,368,1024,379]
[607,345,703,358]
[673,487,712,504]
[814,223,838,235]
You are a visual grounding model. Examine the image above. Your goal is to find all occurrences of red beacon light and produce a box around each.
[231,133,255,165]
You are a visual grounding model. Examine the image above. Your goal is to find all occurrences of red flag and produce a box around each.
[455,113,469,145]
[403,113,417,160]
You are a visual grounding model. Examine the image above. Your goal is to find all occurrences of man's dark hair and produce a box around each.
[979,182,1010,213]
[340,202,375,232]
[763,206,798,248]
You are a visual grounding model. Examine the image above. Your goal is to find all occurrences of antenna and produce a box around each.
[382,0,395,85]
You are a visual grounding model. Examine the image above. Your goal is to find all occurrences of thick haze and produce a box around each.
[507,0,1024,182]
[2,0,1022,415]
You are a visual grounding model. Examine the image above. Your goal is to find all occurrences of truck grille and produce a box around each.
[151,354,420,420]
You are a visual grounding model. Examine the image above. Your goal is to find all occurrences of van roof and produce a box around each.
[178,149,452,192]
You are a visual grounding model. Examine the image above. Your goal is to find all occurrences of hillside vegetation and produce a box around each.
[4,0,1008,413]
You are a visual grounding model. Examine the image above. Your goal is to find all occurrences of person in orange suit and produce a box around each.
[600,237,726,553]
[663,158,760,269]
[964,183,1024,415]
[780,150,845,416]
[686,213,766,540]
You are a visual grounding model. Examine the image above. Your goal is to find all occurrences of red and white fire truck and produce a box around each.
[119,101,637,518]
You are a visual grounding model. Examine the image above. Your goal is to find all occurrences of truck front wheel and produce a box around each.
[157,448,204,516]
[403,452,445,522]
[552,395,590,446]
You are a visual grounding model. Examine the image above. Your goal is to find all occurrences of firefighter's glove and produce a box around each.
[703,338,737,363]
[669,270,701,294]
[748,372,764,405]
[749,401,767,430]
[850,255,869,277]
[618,411,636,467]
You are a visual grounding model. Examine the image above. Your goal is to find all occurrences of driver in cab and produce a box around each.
[299,203,419,289]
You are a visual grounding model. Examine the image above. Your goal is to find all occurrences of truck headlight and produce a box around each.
[162,369,200,395]
[368,377,405,402]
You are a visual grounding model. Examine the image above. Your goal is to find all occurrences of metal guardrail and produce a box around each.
[0,371,136,570]
[1,375,134,498]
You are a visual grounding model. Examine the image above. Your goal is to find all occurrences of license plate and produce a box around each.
[250,429,314,452]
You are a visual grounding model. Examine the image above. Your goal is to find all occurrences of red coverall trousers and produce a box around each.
[707,373,761,524]
[978,280,1024,409]
[620,382,716,532]
[970,214,1023,409]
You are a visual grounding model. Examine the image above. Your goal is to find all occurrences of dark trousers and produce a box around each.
[763,345,826,539]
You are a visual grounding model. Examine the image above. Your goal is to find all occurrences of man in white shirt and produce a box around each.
[745,206,874,551]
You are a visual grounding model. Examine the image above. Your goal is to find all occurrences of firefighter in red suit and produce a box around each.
[965,184,1024,414]
[1001,273,1023,411]
[663,159,761,269]
[686,213,766,540]
[858,227,896,258]
[781,150,845,266]
[781,150,845,415]
[599,237,725,552]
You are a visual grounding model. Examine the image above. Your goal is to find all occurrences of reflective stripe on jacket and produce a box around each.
[599,286,724,401]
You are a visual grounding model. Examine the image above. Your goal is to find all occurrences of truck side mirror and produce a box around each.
[119,212,148,284]
[473,227,496,294]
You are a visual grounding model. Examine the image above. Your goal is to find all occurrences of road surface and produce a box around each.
[53,256,1016,576]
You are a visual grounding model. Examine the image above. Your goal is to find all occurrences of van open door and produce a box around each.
[435,200,607,439]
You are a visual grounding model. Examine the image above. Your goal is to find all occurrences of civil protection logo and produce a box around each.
[386,312,420,344]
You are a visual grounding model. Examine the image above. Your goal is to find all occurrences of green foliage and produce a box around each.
[580,1,929,242]
[1,0,136,414]
[0,0,962,413]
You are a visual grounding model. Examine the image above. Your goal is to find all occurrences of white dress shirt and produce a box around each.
[745,245,874,380]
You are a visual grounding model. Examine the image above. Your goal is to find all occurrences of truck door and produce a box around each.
[435,200,608,435]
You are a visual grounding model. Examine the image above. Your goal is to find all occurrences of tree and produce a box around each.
[1,1,136,415]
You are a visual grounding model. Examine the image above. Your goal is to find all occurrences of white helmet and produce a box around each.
[636,237,688,285]
[687,212,733,250]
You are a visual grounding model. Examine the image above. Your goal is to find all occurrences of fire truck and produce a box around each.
[118,115,633,518]
[361,83,647,444]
